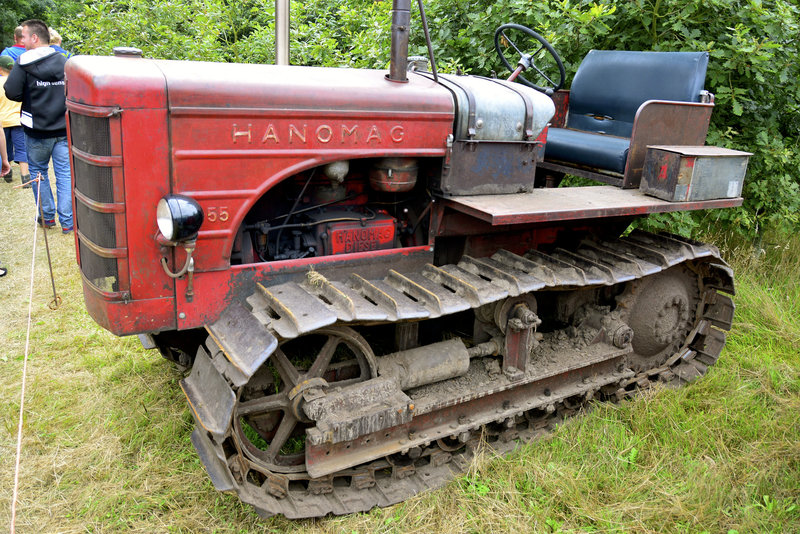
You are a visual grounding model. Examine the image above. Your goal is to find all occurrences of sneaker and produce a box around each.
[21,175,32,189]
[62,227,73,235]
[37,217,56,229]
[3,173,11,183]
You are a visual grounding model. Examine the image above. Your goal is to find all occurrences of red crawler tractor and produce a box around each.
[65,1,748,518]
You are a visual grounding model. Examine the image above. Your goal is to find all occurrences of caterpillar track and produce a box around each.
[181,230,735,519]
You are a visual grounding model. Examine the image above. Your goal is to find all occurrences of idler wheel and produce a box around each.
[232,326,376,474]
[619,267,698,371]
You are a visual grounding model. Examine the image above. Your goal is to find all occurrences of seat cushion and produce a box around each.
[545,128,630,174]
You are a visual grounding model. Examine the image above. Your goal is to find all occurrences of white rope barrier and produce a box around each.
[10,174,44,534]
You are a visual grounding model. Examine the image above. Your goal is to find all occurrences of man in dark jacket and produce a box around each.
[4,19,72,233]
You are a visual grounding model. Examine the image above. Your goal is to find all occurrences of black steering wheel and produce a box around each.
[494,23,565,94]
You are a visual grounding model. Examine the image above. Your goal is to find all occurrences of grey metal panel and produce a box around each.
[298,278,360,322]
[690,154,749,200]
[595,237,673,269]
[436,73,554,141]
[180,347,236,442]
[206,301,278,383]
[653,232,718,258]
[702,291,735,330]
[457,255,544,296]
[624,231,699,265]
[429,264,509,306]
[346,274,430,322]
[438,139,543,196]
[570,244,648,281]
[329,281,390,322]
[255,282,339,339]
[551,248,624,285]
[491,250,556,287]
[517,249,587,287]
[385,270,471,317]
[191,427,235,492]
[577,241,662,277]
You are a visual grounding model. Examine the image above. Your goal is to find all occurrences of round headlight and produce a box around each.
[156,195,204,241]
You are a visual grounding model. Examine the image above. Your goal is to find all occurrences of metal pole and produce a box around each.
[416,0,438,83]
[388,0,411,82]
[275,0,290,65]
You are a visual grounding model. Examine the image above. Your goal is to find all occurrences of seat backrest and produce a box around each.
[566,50,709,138]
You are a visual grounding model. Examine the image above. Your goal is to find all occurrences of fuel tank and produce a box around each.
[436,73,555,141]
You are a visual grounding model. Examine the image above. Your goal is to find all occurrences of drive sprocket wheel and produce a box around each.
[233,326,377,474]
[617,265,700,373]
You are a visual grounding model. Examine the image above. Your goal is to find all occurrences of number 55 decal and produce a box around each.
[206,206,229,223]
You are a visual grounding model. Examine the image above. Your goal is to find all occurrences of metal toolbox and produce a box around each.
[640,145,751,202]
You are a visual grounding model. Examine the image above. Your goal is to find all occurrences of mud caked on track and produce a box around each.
[183,230,734,518]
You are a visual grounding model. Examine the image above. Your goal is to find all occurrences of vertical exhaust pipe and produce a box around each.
[275,0,290,65]
[388,0,411,82]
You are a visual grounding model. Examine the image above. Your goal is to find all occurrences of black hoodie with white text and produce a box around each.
[3,46,67,139]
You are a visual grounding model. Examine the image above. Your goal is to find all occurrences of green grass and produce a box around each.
[1,170,798,532]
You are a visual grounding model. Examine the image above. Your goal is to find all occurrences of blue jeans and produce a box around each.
[27,136,73,230]
[5,126,27,163]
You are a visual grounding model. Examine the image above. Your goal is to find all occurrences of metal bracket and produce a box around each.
[503,303,541,380]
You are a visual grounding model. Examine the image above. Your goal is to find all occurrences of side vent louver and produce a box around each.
[68,104,129,298]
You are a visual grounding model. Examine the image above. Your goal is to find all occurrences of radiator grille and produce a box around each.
[76,202,117,248]
[70,114,111,155]
[79,241,119,293]
[70,110,123,294]
[73,157,114,203]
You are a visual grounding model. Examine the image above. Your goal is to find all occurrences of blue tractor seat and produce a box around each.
[542,50,713,187]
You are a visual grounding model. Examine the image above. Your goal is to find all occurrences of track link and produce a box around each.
[182,230,735,518]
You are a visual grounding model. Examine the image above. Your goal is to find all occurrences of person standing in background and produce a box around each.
[0,55,29,185]
[1,26,26,62]
[0,125,10,176]
[48,28,71,58]
[3,19,73,234]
